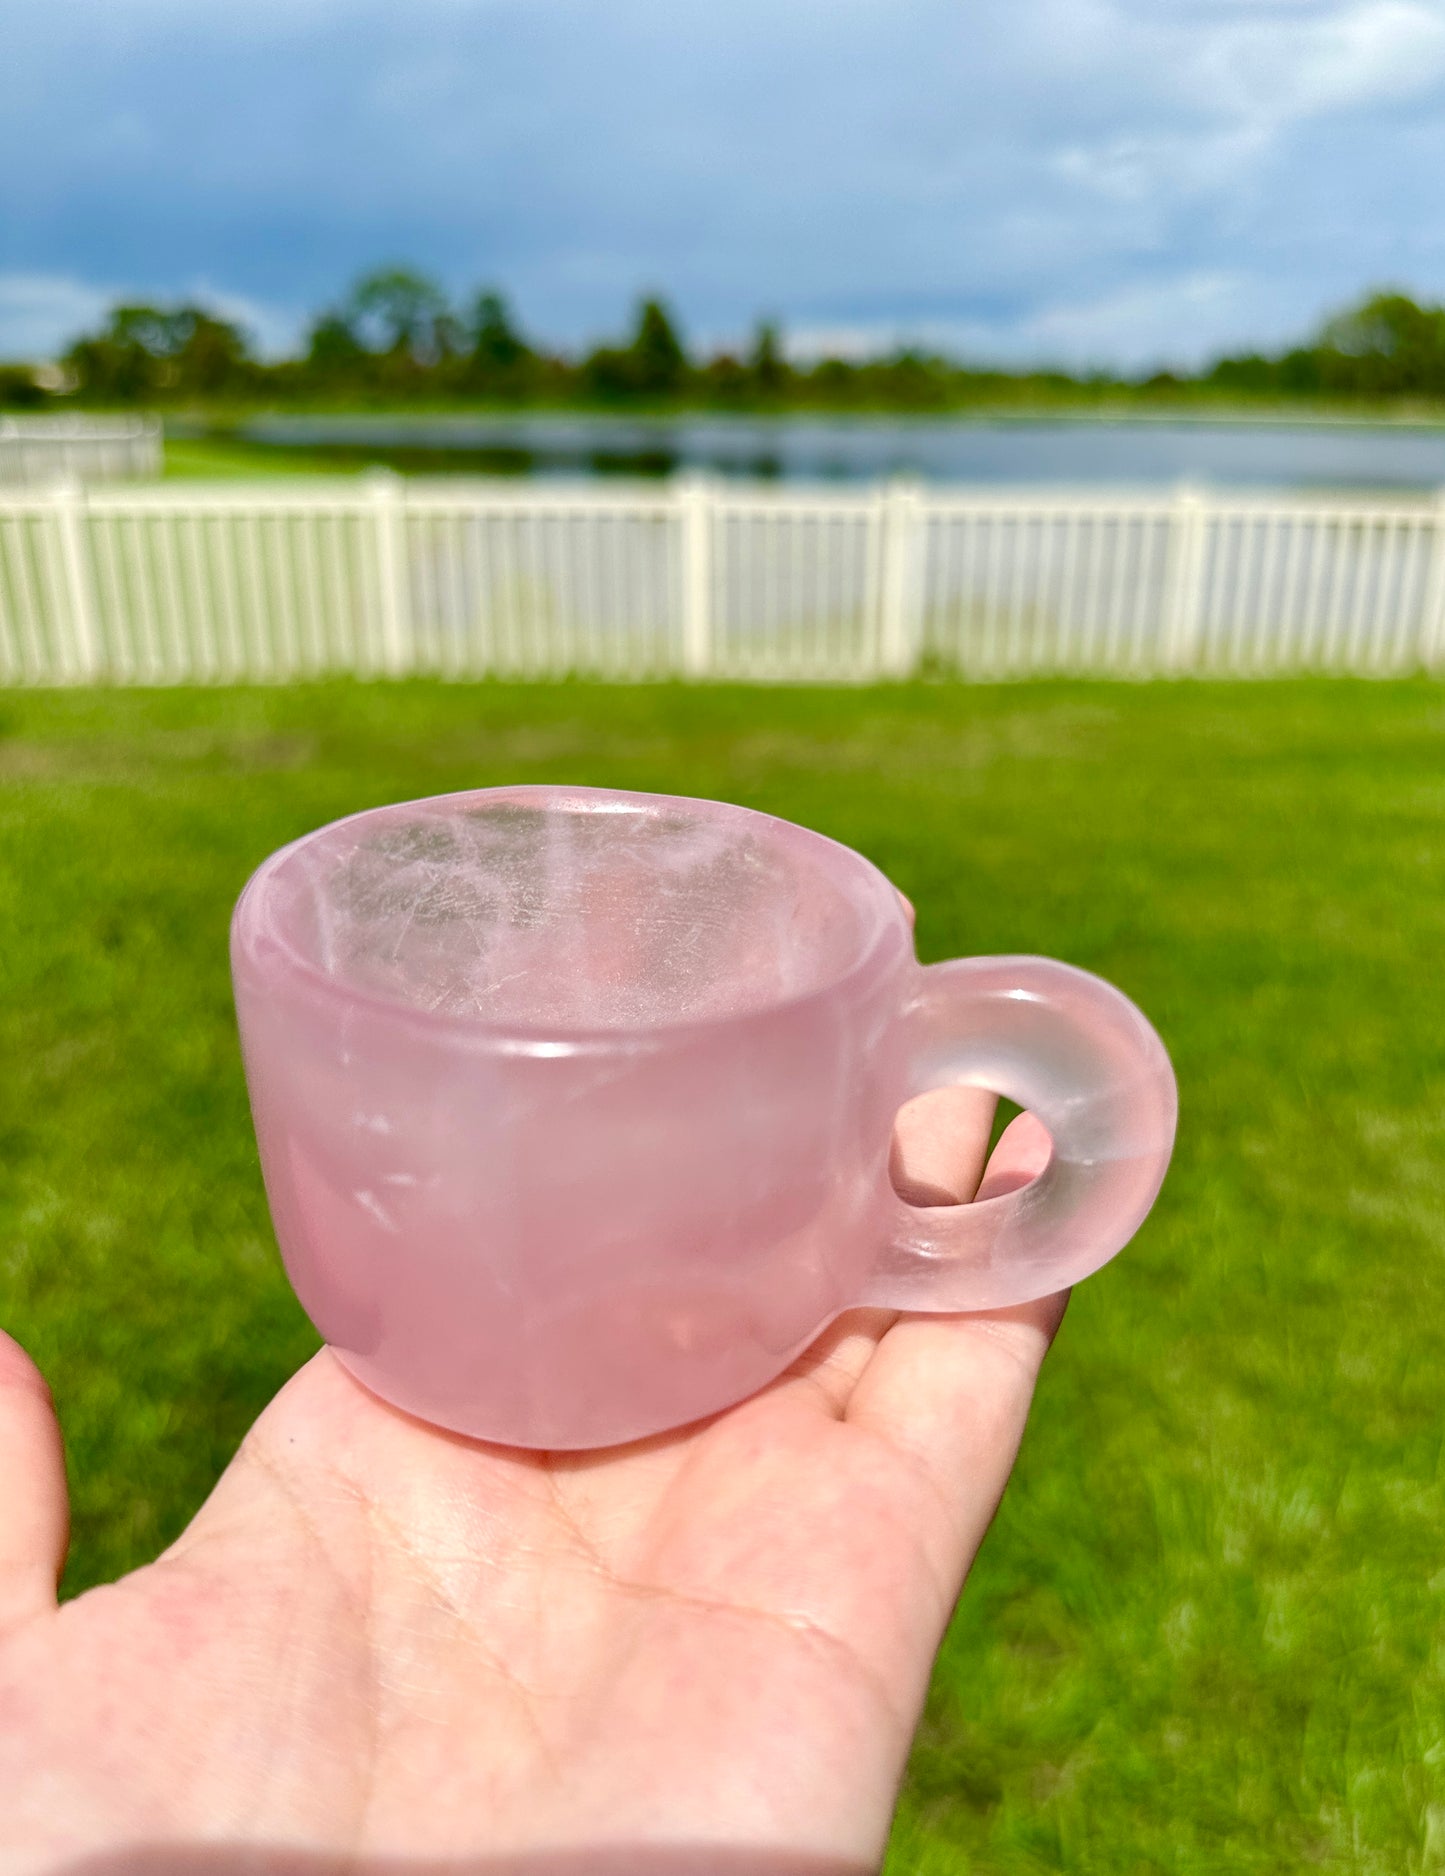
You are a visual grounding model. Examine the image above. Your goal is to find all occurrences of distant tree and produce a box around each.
[1205,289,1445,403]
[62,303,254,401]
[579,296,688,399]
[630,298,687,393]
[293,268,459,396]
[471,291,528,372]
[748,320,789,398]
[64,305,168,400]
[1277,346,1324,397]
[0,365,47,409]
[806,356,861,404]
[84,271,1445,415]
[871,348,950,409]
[344,267,456,369]
[171,310,254,396]
[1315,289,1445,397]
[461,290,536,397]
[700,352,749,404]
[305,311,368,378]
[1204,353,1279,396]
[581,343,631,400]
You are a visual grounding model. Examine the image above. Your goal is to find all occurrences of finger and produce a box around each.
[0,1330,69,1630]
[976,1106,1052,1201]
[772,1085,1000,1416]
[845,1111,1067,1574]
[889,1083,998,1206]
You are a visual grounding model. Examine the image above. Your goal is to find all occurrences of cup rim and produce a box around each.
[231,784,910,1049]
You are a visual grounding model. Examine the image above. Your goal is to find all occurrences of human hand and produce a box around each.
[0,1090,1061,1876]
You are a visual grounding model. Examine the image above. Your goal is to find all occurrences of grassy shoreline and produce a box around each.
[23,394,1445,431]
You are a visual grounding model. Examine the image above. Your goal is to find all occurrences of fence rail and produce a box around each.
[3,473,1444,684]
[0,418,163,488]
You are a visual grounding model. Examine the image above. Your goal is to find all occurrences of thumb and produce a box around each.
[0,1330,69,1630]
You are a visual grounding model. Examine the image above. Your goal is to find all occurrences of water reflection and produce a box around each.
[215,412,1445,490]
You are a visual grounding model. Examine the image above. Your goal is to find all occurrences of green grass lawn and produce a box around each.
[1,678,1441,1872]
[162,432,364,478]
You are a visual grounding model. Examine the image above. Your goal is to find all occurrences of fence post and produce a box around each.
[1418,487,1445,673]
[140,419,164,479]
[678,473,714,678]
[1160,483,1208,673]
[52,477,101,680]
[367,470,412,676]
[878,477,925,677]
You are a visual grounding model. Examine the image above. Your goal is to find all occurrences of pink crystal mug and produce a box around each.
[232,785,1177,1449]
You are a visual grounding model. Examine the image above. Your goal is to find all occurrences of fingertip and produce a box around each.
[891,1084,999,1207]
[964,1285,1071,1372]
[0,1329,69,1629]
[0,1328,57,1401]
[976,1108,1053,1201]
[974,1114,1069,1349]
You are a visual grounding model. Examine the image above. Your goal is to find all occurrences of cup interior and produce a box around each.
[251,788,894,1029]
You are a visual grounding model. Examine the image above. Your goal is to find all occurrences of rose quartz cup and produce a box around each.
[232,786,1176,1449]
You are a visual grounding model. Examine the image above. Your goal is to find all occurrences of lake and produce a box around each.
[231,411,1445,491]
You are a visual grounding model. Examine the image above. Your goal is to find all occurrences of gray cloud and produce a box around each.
[4,0,1445,367]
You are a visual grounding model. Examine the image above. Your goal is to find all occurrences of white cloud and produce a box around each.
[1202,0,1445,126]
[783,274,1298,373]
[1045,0,1445,217]
[0,275,113,361]
[784,326,892,364]
[1020,272,1259,370]
[0,270,299,362]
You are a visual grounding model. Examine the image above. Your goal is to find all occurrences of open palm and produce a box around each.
[0,1092,1061,1876]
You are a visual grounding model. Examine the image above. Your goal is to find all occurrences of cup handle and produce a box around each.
[863,955,1178,1312]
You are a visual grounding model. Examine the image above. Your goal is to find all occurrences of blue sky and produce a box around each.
[6,0,1445,369]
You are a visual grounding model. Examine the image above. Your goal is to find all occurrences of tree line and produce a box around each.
[7,270,1445,410]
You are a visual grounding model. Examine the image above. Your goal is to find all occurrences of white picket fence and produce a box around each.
[3,473,1445,685]
[0,418,163,488]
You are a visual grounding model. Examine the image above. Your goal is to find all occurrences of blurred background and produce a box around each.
[2,3,1444,1871]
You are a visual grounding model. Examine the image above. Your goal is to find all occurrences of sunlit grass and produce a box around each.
[1,677,1441,1873]
[162,432,360,478]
